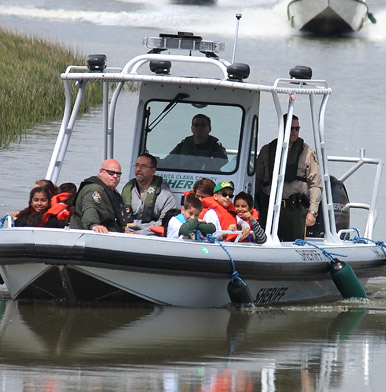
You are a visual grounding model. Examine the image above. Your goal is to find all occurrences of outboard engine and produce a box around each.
[307,176,350,237]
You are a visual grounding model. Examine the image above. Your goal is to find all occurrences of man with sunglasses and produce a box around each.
[164,114,228,171]
[121,153,176,235]
[70,159,129,233]
[255,114,322,241]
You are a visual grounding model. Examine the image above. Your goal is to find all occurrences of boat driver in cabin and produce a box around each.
[163,114,228,171]
[70,159,130,234]
[255,114,323,241]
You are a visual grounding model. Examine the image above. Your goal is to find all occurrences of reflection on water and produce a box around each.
[1,300,386,391]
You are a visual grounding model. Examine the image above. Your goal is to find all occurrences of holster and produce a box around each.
[288,193,308,210]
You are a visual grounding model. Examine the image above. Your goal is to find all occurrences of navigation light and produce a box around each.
[143,32,225,54]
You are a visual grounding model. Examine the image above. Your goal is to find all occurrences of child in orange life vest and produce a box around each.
[167,196,216,239]
[201,181,250,241]
[234,192,267,244]
[40,182,77,228]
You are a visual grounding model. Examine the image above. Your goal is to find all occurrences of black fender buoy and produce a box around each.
[227,277,254,306]
[330,258,366,299]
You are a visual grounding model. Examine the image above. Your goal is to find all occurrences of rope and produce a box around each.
[0,214,14,229]
[293,239,347,264]
[340,227,386,257]
[196,230,246,284]
[343,228,363,242]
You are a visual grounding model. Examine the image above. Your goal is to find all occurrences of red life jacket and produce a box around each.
[201,196,238,241]
[198,195,213,220]
[241,208,260,242]
[40,192,72,226]
[183,190,194,197]
[248,208,259,228]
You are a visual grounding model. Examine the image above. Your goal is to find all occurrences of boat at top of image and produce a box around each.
[0,28,385,307]
[287,0,376,35]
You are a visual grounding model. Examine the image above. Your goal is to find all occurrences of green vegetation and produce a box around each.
[0,28,103,147]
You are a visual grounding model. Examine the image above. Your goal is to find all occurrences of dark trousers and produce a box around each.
[259,204,307,242]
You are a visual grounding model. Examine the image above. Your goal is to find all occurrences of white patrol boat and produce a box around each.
[0,31,385,307]
[287,0,375,35]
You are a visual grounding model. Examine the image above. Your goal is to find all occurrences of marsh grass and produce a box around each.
[0,28,103,147]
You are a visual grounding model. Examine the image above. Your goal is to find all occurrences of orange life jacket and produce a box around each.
[183,190,194,197]
[40,192,72,226]
[201,196,238,241]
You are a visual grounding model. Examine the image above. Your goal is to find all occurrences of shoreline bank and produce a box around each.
[0,28,102,148]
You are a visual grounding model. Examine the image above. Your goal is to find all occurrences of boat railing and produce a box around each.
[122,54,230,78]
[62,65,123,75]
[61,54,231,80]
[274,77,329,90]
[327,148,384,239]
[265,80,338,245]
[215,230,244,243]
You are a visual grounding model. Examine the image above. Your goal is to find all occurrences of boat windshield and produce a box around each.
[141,100,243,173]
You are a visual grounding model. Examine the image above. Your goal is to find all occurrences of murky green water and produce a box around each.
[1,282,386,392]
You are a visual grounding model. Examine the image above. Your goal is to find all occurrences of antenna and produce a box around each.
[231,13,242,64]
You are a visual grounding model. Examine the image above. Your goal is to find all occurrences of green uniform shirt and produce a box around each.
[70,183,122,232]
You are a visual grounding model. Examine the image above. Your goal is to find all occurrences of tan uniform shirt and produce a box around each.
[255,141,322,212]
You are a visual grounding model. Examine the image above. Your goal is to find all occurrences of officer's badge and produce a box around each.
[147,186,155,194]
[312,152,319,164]
[92,191,102,203]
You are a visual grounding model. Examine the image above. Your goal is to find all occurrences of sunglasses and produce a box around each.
[192,123,209,127]
[133,163,154,169]
[220,192,234,198]
[102,168,122,177]
[291,126,300,131]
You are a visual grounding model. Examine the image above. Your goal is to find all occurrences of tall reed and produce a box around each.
[0,28,102,147]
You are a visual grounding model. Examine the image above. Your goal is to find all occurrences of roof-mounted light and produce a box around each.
[86,54,106,72]
[289,65,312,80]
[227,63,250,82]
[143,32,225,54]
[150,60,171,75]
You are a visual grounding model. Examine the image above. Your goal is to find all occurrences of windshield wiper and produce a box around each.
[147,93,189,132]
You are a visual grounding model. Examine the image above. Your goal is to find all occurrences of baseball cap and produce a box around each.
[213,181,234,194]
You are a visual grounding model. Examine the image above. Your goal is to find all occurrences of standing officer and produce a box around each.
[255,114,323,241]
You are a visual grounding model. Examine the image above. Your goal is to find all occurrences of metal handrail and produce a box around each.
[328,149,384,239]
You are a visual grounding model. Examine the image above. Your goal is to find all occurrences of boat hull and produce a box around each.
[0,227,385,307]
[287,0,369,35]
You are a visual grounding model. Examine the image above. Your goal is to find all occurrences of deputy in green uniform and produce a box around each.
[255,114,323,241]
[70,159,128,233]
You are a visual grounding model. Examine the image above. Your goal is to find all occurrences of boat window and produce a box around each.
[248,115,258,176]
[141,100,243,173]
